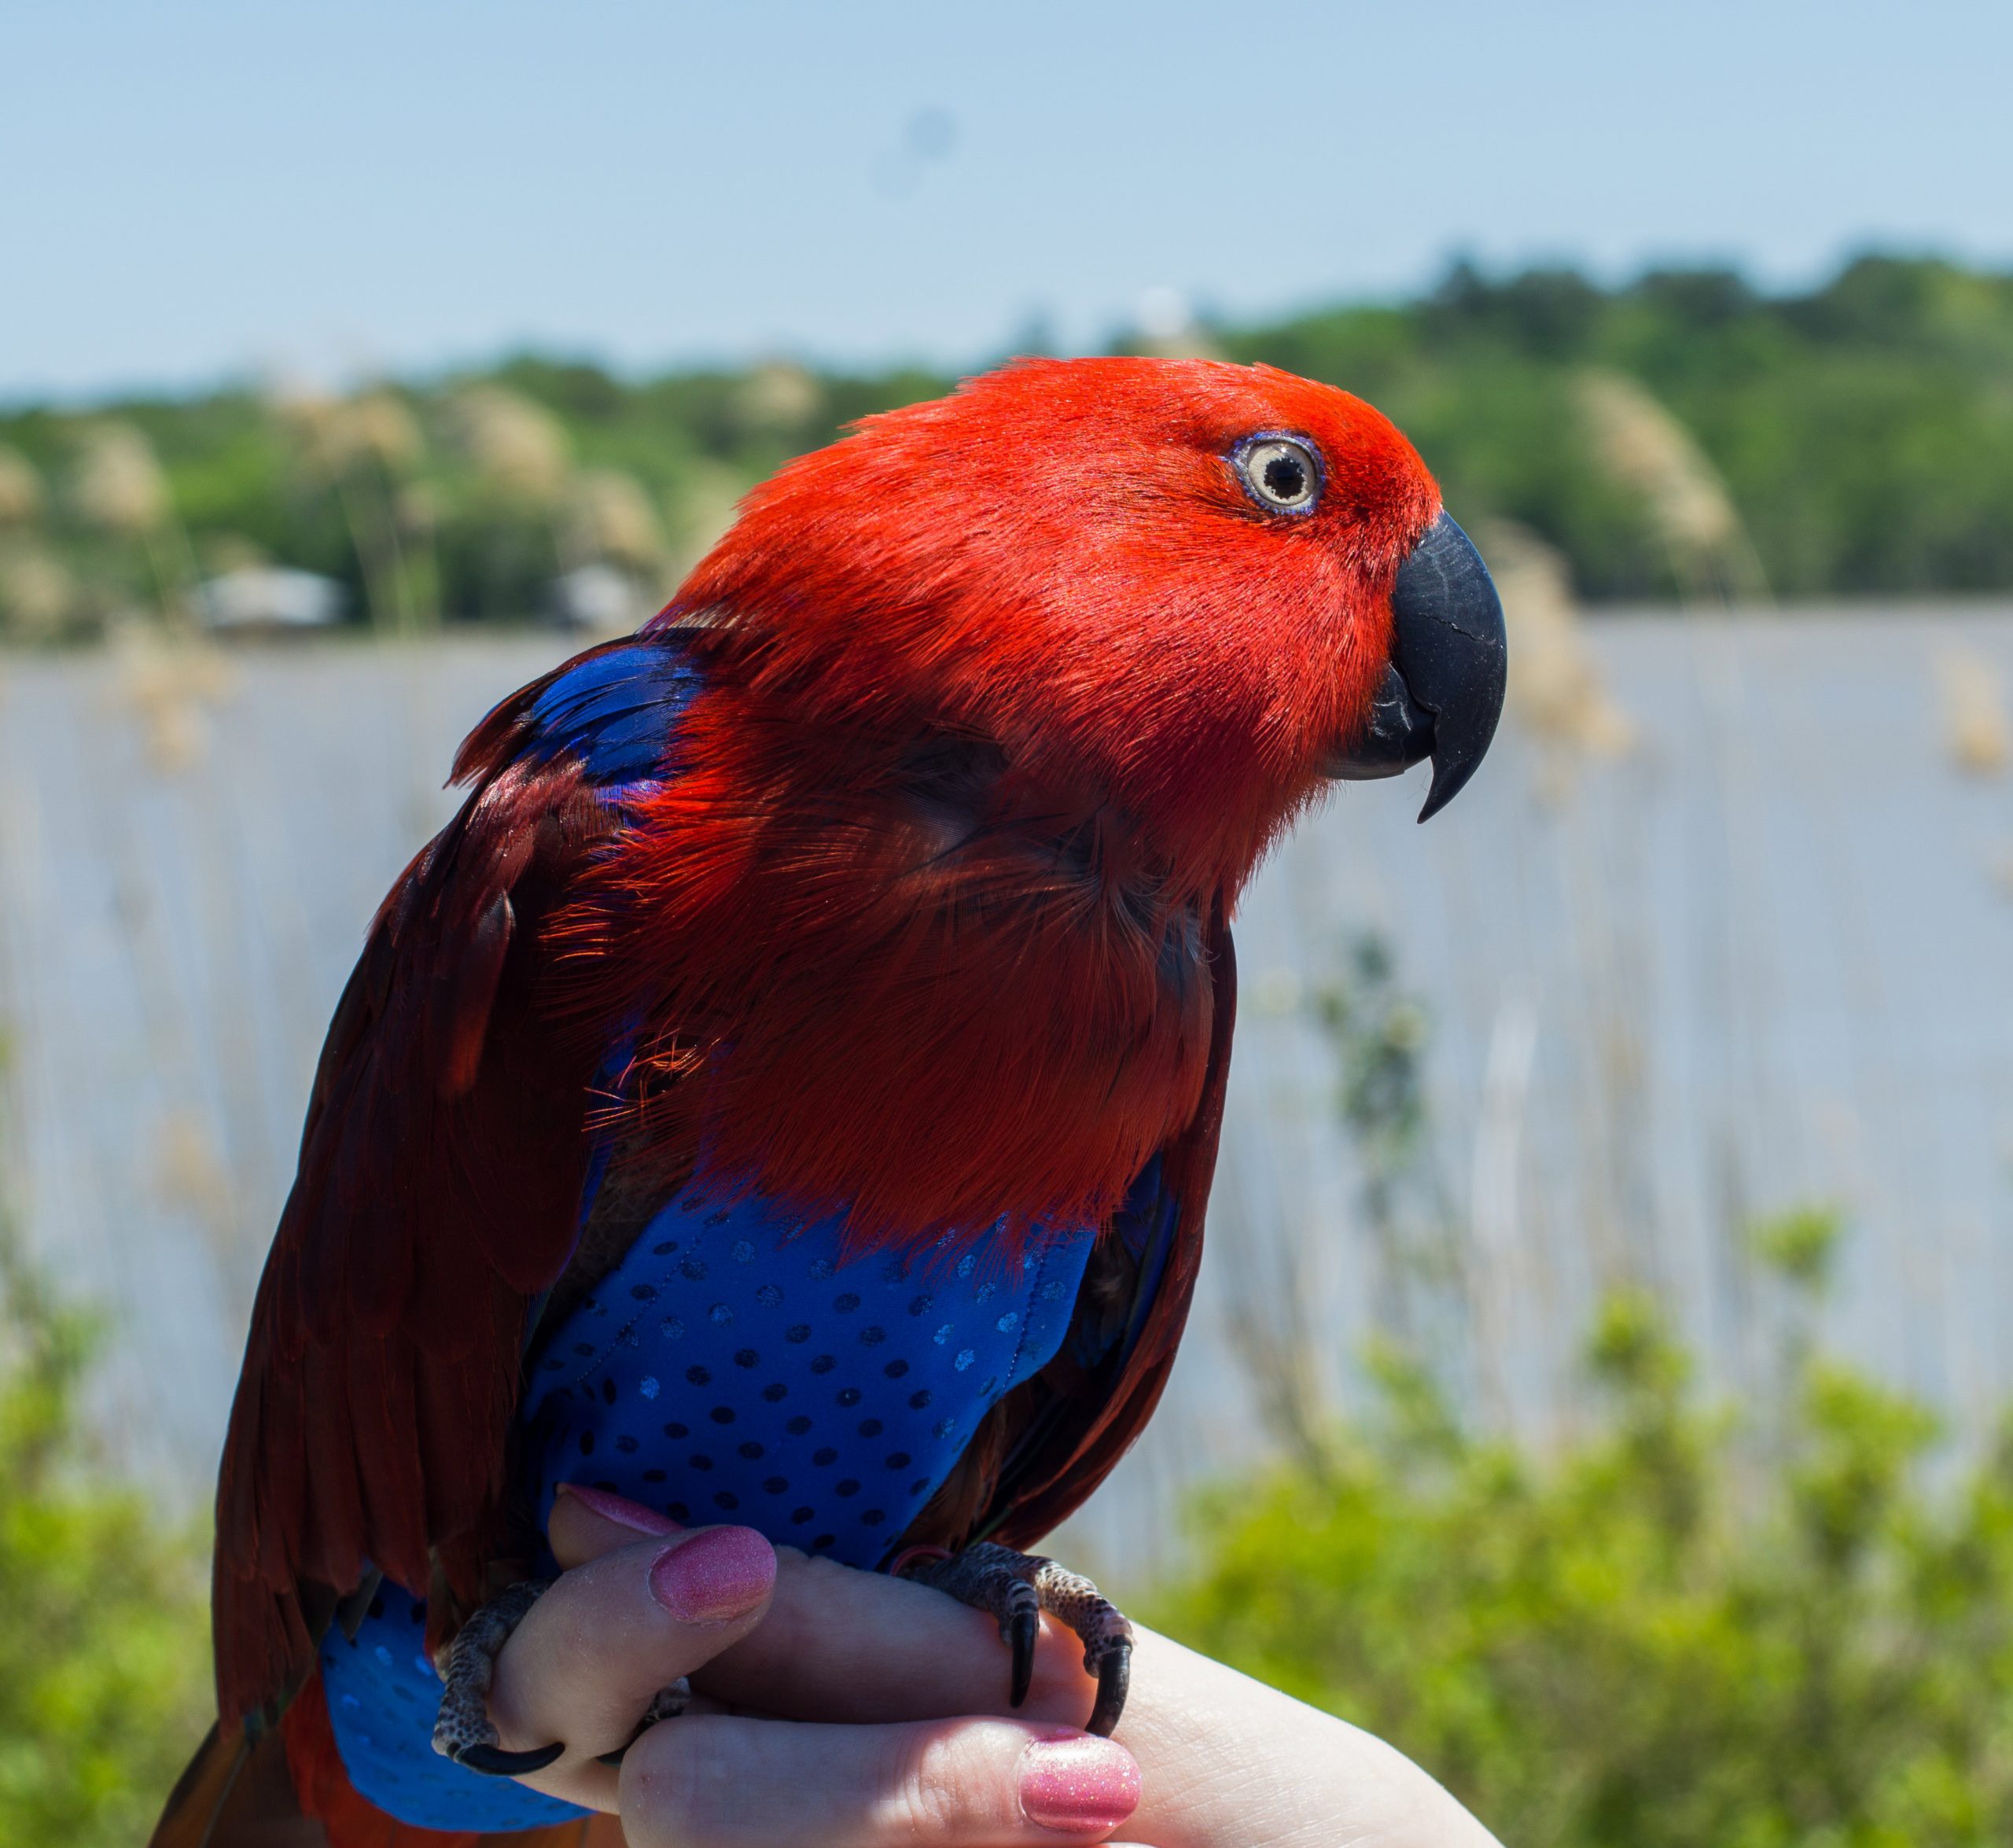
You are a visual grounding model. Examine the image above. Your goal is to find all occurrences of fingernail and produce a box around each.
[1018,1732,1142,1835]
[556,1483,683,1535]
[647,1527,777,1624]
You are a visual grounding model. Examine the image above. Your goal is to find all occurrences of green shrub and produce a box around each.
[1149,1280,2013,1846]
[0,1243,208,1846]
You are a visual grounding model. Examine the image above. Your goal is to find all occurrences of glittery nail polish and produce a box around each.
[647,1526,777,1624]
[556,1482,683,1534]
[1018,1731,1142,1835]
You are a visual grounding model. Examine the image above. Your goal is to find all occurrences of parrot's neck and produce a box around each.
[563,673,1233,1254]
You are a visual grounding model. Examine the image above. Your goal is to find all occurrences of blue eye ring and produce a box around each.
[1230,431,1324,516]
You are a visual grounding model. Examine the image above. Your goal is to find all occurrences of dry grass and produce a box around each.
[152,1110,240,1272]
[0,546,75,639]
[733,361,824,435]
[69,424,169,537]
[443,384,573,503]
[0,447,46,527]
[1576,370,1768,604]
[278,389,424,479]
[565,468,668,573]
[106,617,237,772]
[1132,287,1224,360]
[1934,646,2011,775]
[68,424,204,632]
[665,461,752,579]
[1481,521,1635,795]
[271,386,437,632]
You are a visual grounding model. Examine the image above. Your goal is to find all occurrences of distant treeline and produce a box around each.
[2,252,2010,638]
[1227,253,2013,602]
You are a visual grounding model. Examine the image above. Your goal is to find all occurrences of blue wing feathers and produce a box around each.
[1066,1155,1177,1372]
[451,634,702,791]
[519,637,702,784]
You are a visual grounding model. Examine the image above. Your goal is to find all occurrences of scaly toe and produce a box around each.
[431,1578,561,1773]
[904,1541,1138,1733]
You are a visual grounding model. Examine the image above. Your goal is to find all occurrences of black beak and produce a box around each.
[1323,511,1507,821]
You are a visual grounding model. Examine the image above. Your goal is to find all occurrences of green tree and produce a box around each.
[0,1238,209,1845]
[9,252,2013,631]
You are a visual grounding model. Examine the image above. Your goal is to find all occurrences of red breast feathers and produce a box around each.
[558,357,1441,1253]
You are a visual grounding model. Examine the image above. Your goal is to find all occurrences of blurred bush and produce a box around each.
[1151,1275,2013,1846]
[0,1237,208,1844]
[1152,937,2013,1845]
[4,252,2011,642]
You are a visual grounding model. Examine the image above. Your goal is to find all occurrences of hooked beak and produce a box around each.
[1323,511,1507,821]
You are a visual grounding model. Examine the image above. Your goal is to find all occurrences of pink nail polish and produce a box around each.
[647,1527,777,1624]
[555,1482,683,1535]
[1018,1732,1142,1835]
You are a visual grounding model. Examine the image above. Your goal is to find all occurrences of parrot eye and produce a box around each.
[1231,434,1323,515]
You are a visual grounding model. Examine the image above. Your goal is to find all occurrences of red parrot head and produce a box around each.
[594,357,1511,1242]
[667,354,1505,893]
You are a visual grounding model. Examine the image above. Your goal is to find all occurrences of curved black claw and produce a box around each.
[1084,1645,1132,1739]
[1008,1606,1039,1709]
[453,1740,566,1777]
[433,1577,557,1773]
[906,1544,1133,1736]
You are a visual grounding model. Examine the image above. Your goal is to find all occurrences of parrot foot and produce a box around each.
[900,1541,1134,1736]
[431,1579,565,1777]
[432,1578,688,1776]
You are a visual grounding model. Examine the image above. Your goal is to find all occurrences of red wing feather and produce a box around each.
[212,762,620,1731]
[987,910,1237,1547]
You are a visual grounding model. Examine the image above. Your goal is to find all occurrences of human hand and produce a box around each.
[488,1484,1498,1847]
[692,1513,1503,1848]
[482,1484,1145,1842]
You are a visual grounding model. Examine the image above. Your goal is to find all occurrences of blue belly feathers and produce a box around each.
[319,1180,1099,1828]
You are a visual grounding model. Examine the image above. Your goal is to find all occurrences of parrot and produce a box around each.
[153,355,1505,1847]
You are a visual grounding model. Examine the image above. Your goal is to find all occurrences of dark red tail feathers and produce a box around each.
[150,1674,605,1848]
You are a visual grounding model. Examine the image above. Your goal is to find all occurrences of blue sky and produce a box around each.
[4,0,2010,400]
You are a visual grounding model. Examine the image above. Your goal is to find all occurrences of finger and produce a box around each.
[695,1548,1103,1731]
[549,1489,1103,1732]
[550,1480,686,1566]
[487,1522,778,1810]
[621,1714,1142,1848]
